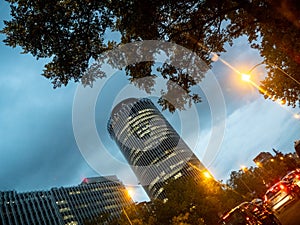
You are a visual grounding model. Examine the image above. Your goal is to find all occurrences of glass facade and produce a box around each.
[0,176,132,225]
[0,191,62,225]
[108,98,205,199]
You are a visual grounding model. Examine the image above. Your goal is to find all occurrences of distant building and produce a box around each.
[0,176,132,225]
[253,152,273,165]
[108,98,205,200]
[0,190,63,225]
[295,140,300,158]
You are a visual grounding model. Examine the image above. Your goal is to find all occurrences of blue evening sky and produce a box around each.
[0,1,299,202]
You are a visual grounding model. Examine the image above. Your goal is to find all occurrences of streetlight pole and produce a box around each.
[247,62,265,75]
[122,208,133,225]
[244,61,300,86]
[240,166,254,195]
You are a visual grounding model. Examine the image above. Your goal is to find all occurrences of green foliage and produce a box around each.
[226,0,300,107]
[1,1,299,109]
[227,151,300,199]
[107,175,243,225]
[0,0,229,112]
[88,151,300,225]
[2,0,114,87]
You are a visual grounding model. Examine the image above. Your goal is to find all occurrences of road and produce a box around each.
[277,199,300,225]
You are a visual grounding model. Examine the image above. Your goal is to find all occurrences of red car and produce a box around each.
[263,181,297,212]
[281,169,300,188]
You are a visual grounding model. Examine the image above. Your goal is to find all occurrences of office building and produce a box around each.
[0,190,63,225]
[295,140,300,158]
[0,176,132,225]
[253,152,273,165]
[108,98,205,199]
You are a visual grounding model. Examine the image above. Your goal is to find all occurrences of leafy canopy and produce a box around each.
[2,0,300,110]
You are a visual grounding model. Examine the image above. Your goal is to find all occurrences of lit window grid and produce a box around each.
[108,98,205,199]
[0,176,132,225]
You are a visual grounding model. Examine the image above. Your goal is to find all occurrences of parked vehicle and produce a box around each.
[263,181,296,212]
[218,201,281,225]
[281,169,300,188]
[280,169,300,198]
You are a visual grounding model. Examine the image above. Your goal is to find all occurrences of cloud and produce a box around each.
[205,97,300,181]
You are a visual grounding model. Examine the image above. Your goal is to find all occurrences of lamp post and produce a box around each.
[240,166,254,195]
[242,61,300,86]
[122,208,133,225]
[241,61,300,119]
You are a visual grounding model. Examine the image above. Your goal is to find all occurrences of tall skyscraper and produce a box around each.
[108,98,205,199]
[0,176,132,225]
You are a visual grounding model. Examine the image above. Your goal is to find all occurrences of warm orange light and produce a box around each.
[126,188,134,198]
[270,159,274,162]
[203,171,212,179]
[241,165,247,172]
[277,99,286,105]
[294,114,300,119]
[241,73,251,82]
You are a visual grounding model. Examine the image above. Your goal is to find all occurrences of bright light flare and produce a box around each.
[126,188,134,199]
[255,162,262,167]
[241,165,247,172]
[203,171,212,179]
[241,73,251,82]
[210,52,219,62]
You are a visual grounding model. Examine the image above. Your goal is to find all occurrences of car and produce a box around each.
[281,169,300,197]
[218,201,281,225]
[263,181,297,212]
[281,169,300,188]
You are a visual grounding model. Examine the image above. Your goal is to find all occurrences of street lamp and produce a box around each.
[122,208,133,225]
[242,61,300,86]
[241,165,247,172]
[203,171,213,179]
[239,166,254,194]
[241,61,300,119]
[241,73,251,82]
[187,162,215,180]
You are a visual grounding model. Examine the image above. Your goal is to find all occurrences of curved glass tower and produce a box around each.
[108,98,205,199]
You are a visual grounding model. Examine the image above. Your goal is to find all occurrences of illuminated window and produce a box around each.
[174,172,182,179]
[59,207,71,213]
[63,215,74,220]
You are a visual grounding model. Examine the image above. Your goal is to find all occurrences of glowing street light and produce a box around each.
[187,162,215,180]
[203,171,213,179]
[241,73,251,82]
[255,162,262,167]
[126,188,135,199]
[241,165,247,172]
[242,61,300,86]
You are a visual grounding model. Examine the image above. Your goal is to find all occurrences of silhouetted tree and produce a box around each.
[227,152,300,199]
[226,0,300,107]
[2,0,299,110]
[106,174,242,225]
